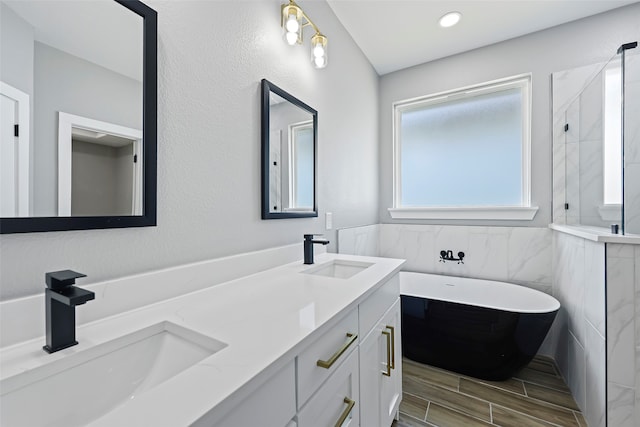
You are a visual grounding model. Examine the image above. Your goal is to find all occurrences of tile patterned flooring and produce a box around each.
[392,356,587,427]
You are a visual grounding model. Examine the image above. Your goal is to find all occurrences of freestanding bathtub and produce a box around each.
[400,272,560,381]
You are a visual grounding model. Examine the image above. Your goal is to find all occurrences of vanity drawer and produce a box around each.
[297,348,360,427]
[359,274,399,338]
[297,308,358,407]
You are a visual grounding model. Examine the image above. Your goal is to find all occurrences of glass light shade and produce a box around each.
[310,34,327,68]
[282,4,302,45]
[285,31,298,45]
[285,14,300,33]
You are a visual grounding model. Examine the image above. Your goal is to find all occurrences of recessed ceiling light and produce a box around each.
[439,11,462,28]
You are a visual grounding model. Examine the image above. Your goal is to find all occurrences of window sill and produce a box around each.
[388,206,539,220]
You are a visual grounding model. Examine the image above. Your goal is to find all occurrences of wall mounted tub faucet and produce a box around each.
[303,234,330,264]
[43,270,95,354]
[439,250,465,264]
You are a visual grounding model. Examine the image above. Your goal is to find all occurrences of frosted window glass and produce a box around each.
[603,66,622,205]
[400,88,523,207]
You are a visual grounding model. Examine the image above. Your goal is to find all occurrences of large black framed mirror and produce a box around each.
[261,79,317,219]
[0,0,157,234]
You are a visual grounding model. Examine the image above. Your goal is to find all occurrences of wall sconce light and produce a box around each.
[281,0,328,69]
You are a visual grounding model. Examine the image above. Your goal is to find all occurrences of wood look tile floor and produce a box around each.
[392,356,587,427]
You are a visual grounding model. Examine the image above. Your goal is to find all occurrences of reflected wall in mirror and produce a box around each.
[0,0,157,233]
[261,79,317,219]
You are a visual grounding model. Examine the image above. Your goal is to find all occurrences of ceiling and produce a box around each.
[326,0,638,75]
[3,0,142,81]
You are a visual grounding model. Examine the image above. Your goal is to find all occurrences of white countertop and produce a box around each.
[549,223,640,244]
[0,253,404,426]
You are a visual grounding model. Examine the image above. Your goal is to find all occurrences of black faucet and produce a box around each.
[439,250,465,264]
[43,270,95,354]
[304,234,330,264]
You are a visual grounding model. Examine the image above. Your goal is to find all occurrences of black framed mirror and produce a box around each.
[0,0,157,234]
[261,79,317,219]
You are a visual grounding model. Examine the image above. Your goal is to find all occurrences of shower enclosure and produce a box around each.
[553,42,639,234]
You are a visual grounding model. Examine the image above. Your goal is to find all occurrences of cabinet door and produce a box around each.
[359,299,402,427]
[380,299,402,427]
[359,320,383,426]
[297,348,359,427]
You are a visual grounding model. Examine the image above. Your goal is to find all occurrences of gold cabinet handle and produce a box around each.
[386,325,396,369]
[382,330,392,377]
[317,333,358,369]
[335,396,356,427]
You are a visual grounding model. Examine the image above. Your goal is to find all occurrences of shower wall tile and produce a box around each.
[551,230,608,416]
[553,232,586,346]
[565,142,580,223]
[337,224,379,257]
[578,78,603,142]
[625,81,640,164]
[608,383,636,427]
[567,331,586,411]
[579,139,608,228]
[552,141,567,224]
[584,240,606,336]
[624,163,640,234]
[606,253,636,387]
[585,323,606,427]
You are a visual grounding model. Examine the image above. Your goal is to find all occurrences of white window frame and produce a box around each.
[389,73,537,220]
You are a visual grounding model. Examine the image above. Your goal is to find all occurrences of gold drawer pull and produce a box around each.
[386,325,396,369]
[335,396,356,427]
[317,333,358,369]
[382,330,392,377]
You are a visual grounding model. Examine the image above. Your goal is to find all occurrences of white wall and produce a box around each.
[0,0,380,300]
[378,3,640,228]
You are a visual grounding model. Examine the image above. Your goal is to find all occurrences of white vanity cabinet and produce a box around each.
[359,277,402,427]
[198,271,403,427]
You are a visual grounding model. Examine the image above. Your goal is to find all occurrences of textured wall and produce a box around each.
[378,3,640,228]
[0,0,380,300]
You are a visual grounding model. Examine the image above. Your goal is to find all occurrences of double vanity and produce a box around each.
[0,253,404,426]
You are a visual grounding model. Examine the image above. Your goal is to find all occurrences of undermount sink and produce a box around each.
[0,321,227,427]
[303,259,374,279]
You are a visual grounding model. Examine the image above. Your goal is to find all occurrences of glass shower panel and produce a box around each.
[562,54,624,229]
[623,47,640,234]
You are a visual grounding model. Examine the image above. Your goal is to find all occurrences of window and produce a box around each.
[603,64,622,206]
[390,74,537,220]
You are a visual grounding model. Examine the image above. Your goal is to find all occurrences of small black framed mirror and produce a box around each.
[261,79,317,219]
[0,0,157,234]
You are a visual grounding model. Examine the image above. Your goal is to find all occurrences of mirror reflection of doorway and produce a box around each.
[58,112,142,216]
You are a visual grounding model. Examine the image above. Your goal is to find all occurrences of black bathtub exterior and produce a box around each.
[401,295,558,381]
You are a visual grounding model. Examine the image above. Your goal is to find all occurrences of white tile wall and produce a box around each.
[608,383,636,427]
[586,323,606,427]
[549,231,607,424]
[606,243,639,425]
[336,224,379,257]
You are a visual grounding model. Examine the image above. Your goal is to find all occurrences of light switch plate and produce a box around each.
[325,212,333,230]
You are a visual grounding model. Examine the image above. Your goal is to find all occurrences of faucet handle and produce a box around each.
[45,270,86,291]
[304,234,325,240]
